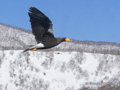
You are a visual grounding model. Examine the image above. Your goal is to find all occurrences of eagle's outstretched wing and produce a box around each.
[28,7,54,43]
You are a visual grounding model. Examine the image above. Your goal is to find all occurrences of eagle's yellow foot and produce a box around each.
[30,48,37,51]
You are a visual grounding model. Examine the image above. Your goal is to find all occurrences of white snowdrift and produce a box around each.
[0,50,120,90]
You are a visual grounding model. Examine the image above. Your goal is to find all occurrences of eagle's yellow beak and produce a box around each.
[65,38,70,42]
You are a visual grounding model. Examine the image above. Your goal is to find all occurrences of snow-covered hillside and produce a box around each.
[0,23,120,90]
[0,23,36,49]
[0,50,120,90]
[0,23,120,55]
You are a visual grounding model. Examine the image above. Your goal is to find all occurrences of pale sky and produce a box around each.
[0,0,120,43]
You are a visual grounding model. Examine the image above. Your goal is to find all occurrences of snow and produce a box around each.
[1,23,120,56]
[0,24,36,49]
[81,53,99,74]
[0,23,120,90]
[0,50,120,90]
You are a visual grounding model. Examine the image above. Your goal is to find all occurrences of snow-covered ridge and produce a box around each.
[0,23,120,55]
[0,50,120,90]
[0,23,120,90]
[0,23,36,49]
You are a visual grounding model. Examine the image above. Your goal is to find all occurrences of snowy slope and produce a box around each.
[0,50,120,90]
[0,23,120,55]
[0,23,36,49]
[0,23,120,90]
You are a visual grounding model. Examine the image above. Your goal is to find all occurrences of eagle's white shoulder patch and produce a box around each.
[30,43,44,49]
[36,43,44,48]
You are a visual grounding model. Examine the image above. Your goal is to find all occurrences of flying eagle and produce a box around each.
[23,7,70,52]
